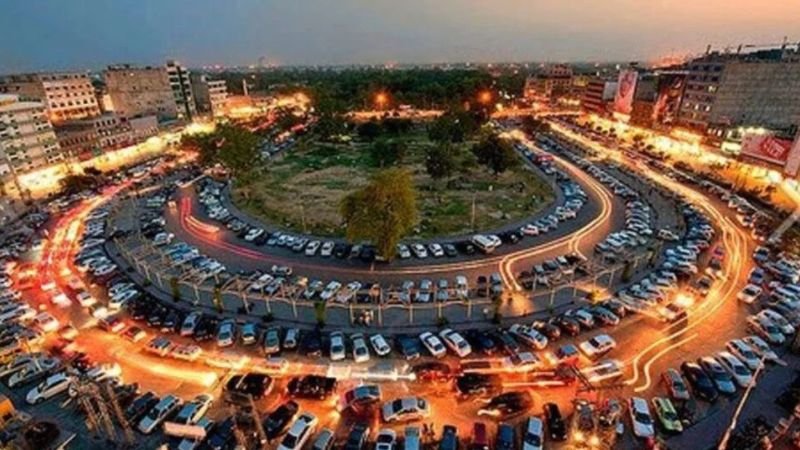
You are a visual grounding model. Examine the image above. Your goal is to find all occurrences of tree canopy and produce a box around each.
[60,173,100,195]
[521,116,551,137]
[370,138,407,168]
[472,133,519,175]
[340,168,417,260]
[181,124,260,175]
[425,142,458,182]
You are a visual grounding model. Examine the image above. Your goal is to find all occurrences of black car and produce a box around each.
[333,243,350,259]
[397,335,421,360]
[146,307,167,327]
[343,423,370,450]
[263,400,299,439]
[287,375,338,400]
[193,318,217,342]
[206,417,236,450]
[224,373,273,400]
[533,321,561,340]
[465,330,497,355]
[456,374,498,397]
[478,391,533,419]
[124,392,158,423]
[299,329,323,357]
[492,330,520,355]
[543,402,567,441]
[439,425,459,450]
[553,316,580,337]
[443,243,458,257]
[160,310,181,333]
[681,361,719,402]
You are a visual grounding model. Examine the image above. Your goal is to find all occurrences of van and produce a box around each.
[471,235,498,254]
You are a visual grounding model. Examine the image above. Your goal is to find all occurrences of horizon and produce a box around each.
[2,0,799,73]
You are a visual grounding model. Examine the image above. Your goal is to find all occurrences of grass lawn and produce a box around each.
[232,131,554,238]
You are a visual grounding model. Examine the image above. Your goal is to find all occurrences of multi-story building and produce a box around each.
[0,94,64,197]
[581,78,617,116]
[678,44,800,137]
[54,113,134,161]
[166,60,196,120]
[0,72,101,123]
[524,64,574,101]
[191,74,228,117]
[103,64,178,121]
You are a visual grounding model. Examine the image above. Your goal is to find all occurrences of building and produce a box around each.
[678,43,800,137]
[0,94,64,197]
[581,78,617,116]
[166,60,196,120]
[191,74,229,117]
[103,64,178,121]
[54,113,134,161]
[0,72,101,123]
[524,64,574,101]
[128,115,159,141]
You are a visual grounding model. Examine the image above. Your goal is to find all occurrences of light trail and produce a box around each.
[550,122,753,389]
[632,332,698,392]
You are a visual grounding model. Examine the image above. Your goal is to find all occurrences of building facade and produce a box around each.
[524,64,574,101]
[581,78,616,116]
[54,113,135,161]
[0,94,64,197]
[678,45,800,136]
[166,60,196,120]
[0,72,101,123]
[191,74,228,117]
[103,64,178,121]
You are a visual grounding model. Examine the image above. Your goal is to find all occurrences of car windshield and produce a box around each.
[281,434,297,448]
[524,433,541,446]
[332,345,344,353]
[392,399,403,412]
[635,411,652,424]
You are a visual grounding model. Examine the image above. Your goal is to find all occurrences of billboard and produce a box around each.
[741,133,794,166]
[614,70,638,115]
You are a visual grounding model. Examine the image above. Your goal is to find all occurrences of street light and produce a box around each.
[375,92,388,110]
[478,90,492,105]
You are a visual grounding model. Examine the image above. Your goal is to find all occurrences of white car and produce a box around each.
[411,244,428,259]
[351,333,371,363]
[320,241,335,257]
[86,362,122,382]
[26,372,73,404]
[109,289,138,309]
[428,243,444,257]
[32,312,59,333]
[726,339,762,371]
[759,309,795,335]
[305,241,321,256]
[747,315,785,345]
[375,429,397,450]
[381,396,430,422]
[509,324,548,350]
[419,332,446,358]
[75,291,96,307]
[396,244,411,259]
[174,393,214,425]
[522,416,544,450]
[320,281,342,302]
[138,395,181,434]
[629,397,655,438]
[743,335,780,363]
[370,334,392,356]
[180,312,202,336]
[329,331,346,361]
[579,334,617,359]
[737,284,762,304]
[277,413,318,450]
[216,320,236,348]
[438,329,472,358]
[715,351,753,388]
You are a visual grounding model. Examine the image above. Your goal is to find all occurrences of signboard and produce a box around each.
[783,133,800,176]
[614,70,638,115]
[163,422,208,439]
[741,134,794,166]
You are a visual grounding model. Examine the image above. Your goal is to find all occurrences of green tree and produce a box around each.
[472,133,518,175]
[425,142,457,182]
[521,116,551,137]
[59,174,99,194]
[181,124,260,176]
[340,168,417,260]
[370,139,407,167]
[357,120,383,141]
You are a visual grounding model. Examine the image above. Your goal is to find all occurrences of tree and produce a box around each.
[472,133,518,175]
[340,168,417,260]
[60,174,99,195]
[370,139,407,167]
[521,116,551,137]
[425,142,457,182]
[357,120,383,141]
[181,124,260,176]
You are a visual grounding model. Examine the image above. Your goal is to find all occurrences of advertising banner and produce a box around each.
[614,70,638,115]
[741,134,794,166]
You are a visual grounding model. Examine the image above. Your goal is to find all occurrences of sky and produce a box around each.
[1,0,799,72]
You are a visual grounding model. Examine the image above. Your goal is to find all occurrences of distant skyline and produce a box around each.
[2,0,799,72]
